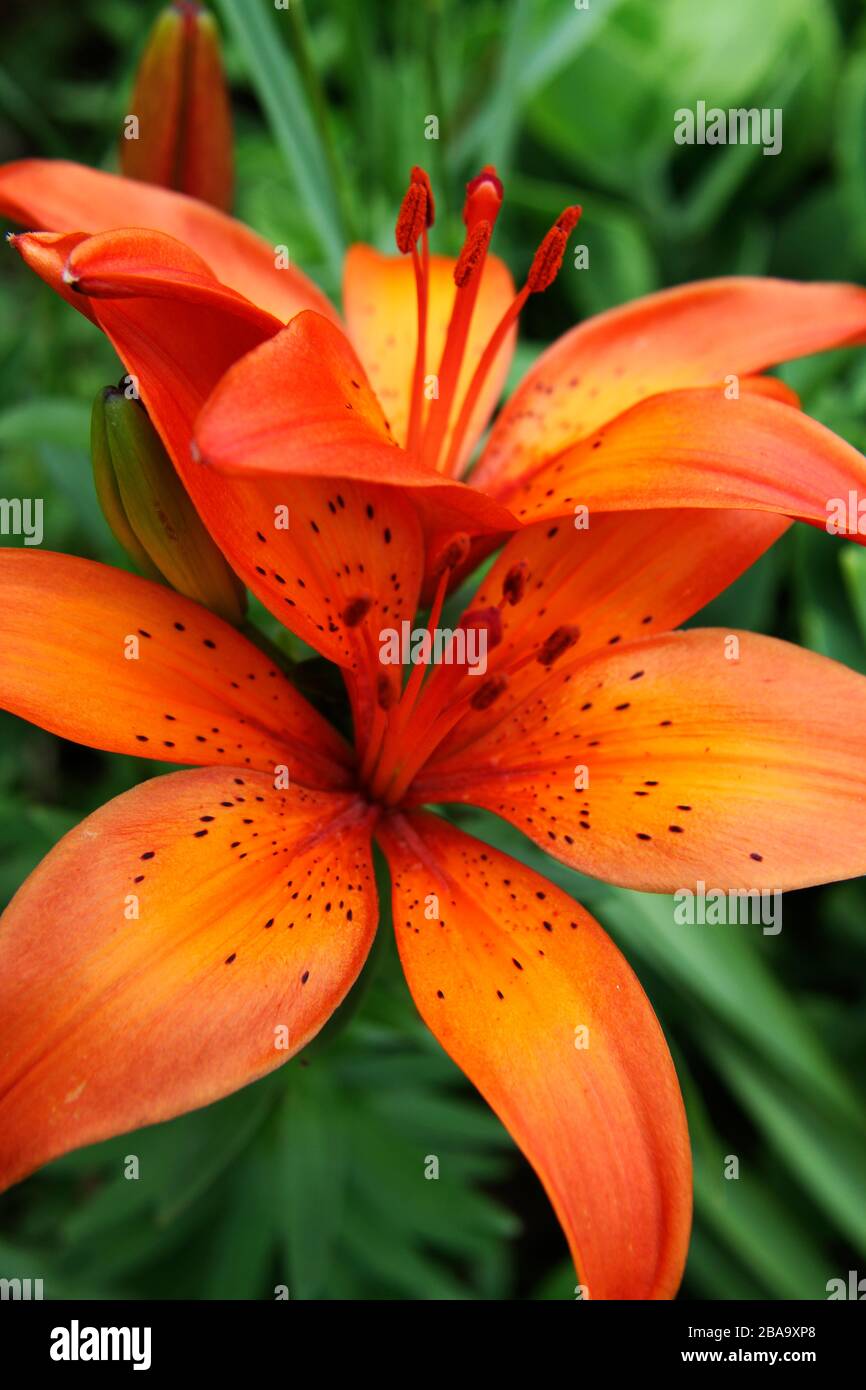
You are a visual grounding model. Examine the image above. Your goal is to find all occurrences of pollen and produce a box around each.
[395,181,428,254]
[454,220,492,287]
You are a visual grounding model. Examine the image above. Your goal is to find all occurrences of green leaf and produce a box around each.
[214,0,345,287]
[711,1032,866,1258]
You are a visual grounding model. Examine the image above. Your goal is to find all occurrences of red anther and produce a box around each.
[537,624,581,666]
[527,205,583,293]
[432,531,471,575]
[410,166,435,226]
[377,672,398,710]
[454,220,492,287]
[464,165,504,228]
[502,560,529,606]
[469,673,509,711]
[395,181,428,253]
[460,605,503,650]
[556,204,583,235]
[342,594,374,627]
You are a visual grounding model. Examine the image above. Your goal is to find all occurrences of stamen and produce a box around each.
[342,593,374,627]
[410,165,435,226]
[439,203,582,478]
[365,561,452,802]
[377,672,397,710]
[430,530,471,576]
[453,220,492,288]
[394,167,434,455]
[395,182,428,254]
[501,560,529,606]
[421,166,504,472]
[470,673,509,710]
[537,624,580,666]
[527,206,582,292]
[457,605,503,653]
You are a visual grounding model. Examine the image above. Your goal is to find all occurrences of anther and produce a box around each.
[460,605,503,651]
[537,624,580,666]
[395,180,428,253]
[342,594,374,627]
[377,672,397,710]
[454,220,492,287]
[526,205,582,294]
[469,674,509,711]
[432,531,471,575]
[502,560,529,606]
[410,166,435,226]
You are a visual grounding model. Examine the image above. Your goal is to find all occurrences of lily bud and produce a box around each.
[120,1,234,212]
[92,384,245,624]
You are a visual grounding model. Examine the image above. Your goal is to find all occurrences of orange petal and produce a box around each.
[0,770,377,1191]
[11,231,513,679]
[487,386,866,535]
[0,157,335,323]
[0,548,352,788]
[415,629,866,892]
[10,232,421,682]
[432,508,789,762]
[378,811,691,1299]
[62,226,280,335]
[196,309,517,538]
[343,243,516,469]
[473,276,866,494]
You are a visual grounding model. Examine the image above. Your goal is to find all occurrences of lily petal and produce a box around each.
[195,309,517,540]
[10,232,430,684]
[415,629,866,892]
[473,276,866,494]
[343,244,516,469]
[0,549,352,788]
[61,226,282,334]
[0,769,377,1192]
[433,508,789,761]
[0,157,335,323]
[485,387,866,535]
[378,810,691,1299]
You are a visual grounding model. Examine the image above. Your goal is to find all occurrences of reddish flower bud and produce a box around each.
[120,2,234,212]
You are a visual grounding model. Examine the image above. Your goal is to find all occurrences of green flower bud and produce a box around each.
[91,383,245,624]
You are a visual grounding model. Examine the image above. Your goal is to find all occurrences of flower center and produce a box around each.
[394,164,581,479]
[359,545,577,808]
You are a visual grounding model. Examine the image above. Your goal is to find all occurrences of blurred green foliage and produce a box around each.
[0,0,865,1300]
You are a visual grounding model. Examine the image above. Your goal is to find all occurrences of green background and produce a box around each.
[1,0,865,1300]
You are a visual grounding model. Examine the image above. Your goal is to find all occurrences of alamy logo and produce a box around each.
[673,881,782,935]
[0,1276,43,1299]
[0,497,43,545]
[379,621,488,676]
[50,1320,152,1371]
[826,1271,866,1299]
[674,101,782,156]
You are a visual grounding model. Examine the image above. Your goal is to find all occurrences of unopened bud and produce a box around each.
[120,2,233,211]
[92,384,245,623]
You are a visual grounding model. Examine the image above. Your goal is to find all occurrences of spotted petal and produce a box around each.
[378,810,691,1299]
[0,770,377,1192]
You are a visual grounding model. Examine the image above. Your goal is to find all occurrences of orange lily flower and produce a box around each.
[3,159,866,1300]
[2,156,866,599]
